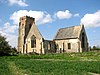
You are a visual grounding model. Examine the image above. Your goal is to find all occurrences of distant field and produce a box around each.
[0,52,100,75]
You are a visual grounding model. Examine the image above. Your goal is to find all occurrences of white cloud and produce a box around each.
[74,13,80,17]
[0,22,18,47]
[42,14,53,24]
[5,33,18,48]
[4,10,53,47]
[55,10,72,19]
[3,22,18,33]
[10,10,53,25]
[2,9,80,47]
[0,31,18,48]
[81,10,100,27]
[8,0,28,7]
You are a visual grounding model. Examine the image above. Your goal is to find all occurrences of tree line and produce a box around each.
[89,45,100,51]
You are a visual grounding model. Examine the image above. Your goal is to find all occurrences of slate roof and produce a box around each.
[54,25,82,40]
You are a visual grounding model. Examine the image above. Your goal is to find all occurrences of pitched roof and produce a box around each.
[54,25,82,40]
[27,23,43,40]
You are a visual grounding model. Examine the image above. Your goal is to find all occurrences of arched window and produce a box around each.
[31,35,36,48]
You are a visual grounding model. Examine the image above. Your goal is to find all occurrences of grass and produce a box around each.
[0,52,100,75]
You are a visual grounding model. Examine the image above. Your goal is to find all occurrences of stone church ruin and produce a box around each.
[18,16,89,54]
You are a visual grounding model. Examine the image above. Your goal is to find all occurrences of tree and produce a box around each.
[92,45,100,51]
[93,46,96,50]
[0,35,11,56]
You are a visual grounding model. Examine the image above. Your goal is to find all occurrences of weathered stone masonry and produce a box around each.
[18,16,89,54]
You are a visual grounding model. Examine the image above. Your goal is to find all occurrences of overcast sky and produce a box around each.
[0,0,100,47]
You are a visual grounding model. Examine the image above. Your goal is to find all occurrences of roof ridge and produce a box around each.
[59,25,80,30]
[54,25,81,40]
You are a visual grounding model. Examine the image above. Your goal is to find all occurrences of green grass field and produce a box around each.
[0,52,100,75]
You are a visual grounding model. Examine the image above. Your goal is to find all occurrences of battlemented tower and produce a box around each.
[18,16,35,53]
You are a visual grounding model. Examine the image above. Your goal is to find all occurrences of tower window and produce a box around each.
[31,35,36,48]
[68,43,71,49]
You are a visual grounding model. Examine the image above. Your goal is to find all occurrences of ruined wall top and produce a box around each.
[20,16,35,22]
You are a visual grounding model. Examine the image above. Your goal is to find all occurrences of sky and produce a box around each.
[0,0,100,48]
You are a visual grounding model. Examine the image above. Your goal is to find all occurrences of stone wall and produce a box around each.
[54,39,81,53]
[18,16,89,54]
[43,40,56,54]
[79,25,88,52]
